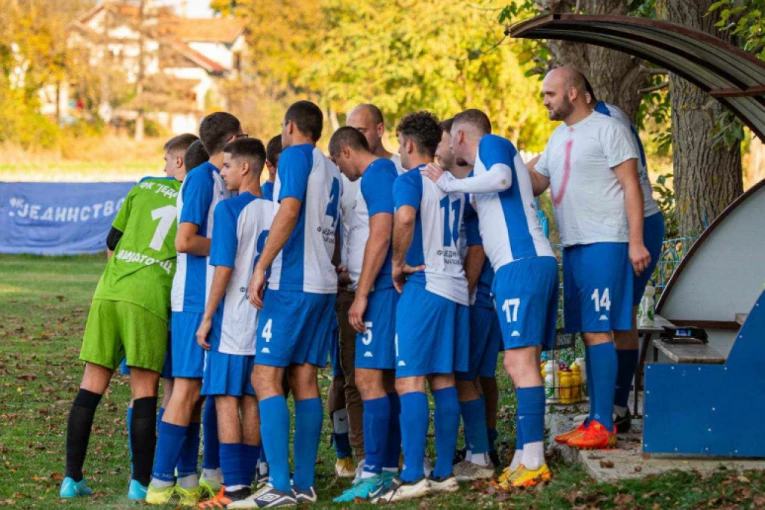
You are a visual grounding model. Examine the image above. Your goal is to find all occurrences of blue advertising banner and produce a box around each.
[0,182,135,255]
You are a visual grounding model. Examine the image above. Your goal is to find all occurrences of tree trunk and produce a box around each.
[746,134,765,189]
[660,0,743,236]
[538,0,647,123]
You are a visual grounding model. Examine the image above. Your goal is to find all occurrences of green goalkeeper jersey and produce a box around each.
[92,177,182,321]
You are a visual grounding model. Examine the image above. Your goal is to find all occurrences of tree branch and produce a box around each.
[640,64,669,75]
[640,81,669,93]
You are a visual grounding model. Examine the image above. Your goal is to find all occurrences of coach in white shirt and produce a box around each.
[528,67,651,450]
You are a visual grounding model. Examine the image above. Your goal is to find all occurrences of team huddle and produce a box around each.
[59,66,665,508]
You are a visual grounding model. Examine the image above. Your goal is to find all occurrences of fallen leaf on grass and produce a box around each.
[16,374,37,381]
[737,475,750,483]
[50,473,64,481]
[599,460,614,468]
[614,493,635,505]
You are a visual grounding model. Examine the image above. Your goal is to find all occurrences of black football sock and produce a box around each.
[65,389,102,482]
[130,396,158,487]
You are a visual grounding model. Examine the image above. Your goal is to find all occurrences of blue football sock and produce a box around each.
[383,392,402,470]
[615,349,639,409]
[433,387,460,479]
[399,392,428,482]
[127,407,133,465]
[585,346,596,425]
[459,398,489,456]
[157,407,165,430]
[516,386,545,446]
[152,422,188,482]
[241,444,260,488]
[176,422,200,478]
[362,396,390,475]
[220,443,242,487]
[589,342,618,429]
[488,428,498,454]
[293,398,322,490]
[515,413,524,450]
[202,397,220,470]
[259,396,290,492]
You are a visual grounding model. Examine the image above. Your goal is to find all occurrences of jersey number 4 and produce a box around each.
[149,205,177,251]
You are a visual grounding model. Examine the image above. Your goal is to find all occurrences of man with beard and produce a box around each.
[528,67,650,450]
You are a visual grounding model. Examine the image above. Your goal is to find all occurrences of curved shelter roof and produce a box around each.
[510,14,765,141]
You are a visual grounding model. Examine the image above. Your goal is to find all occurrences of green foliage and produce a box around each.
[653,172,679,238]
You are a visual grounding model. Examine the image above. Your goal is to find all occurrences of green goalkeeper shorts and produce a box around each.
[80,299,168,373]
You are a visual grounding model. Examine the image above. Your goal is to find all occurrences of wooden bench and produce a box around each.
[651,339,725,364]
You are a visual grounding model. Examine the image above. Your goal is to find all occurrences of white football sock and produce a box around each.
[521,441,545,471]
[202,467,221,480]
[509,449,523,471]
[614,405,629,418]
[471,452,489,467]
[151,477,174,489]
[177,473,199,489]
[464,449,472,462]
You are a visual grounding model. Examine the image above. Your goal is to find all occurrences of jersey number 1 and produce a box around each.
[149,205,177,251]
[439,197,461,248]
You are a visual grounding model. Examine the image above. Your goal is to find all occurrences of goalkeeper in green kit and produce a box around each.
[60,134,195,501]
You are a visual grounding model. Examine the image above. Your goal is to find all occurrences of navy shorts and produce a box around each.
[633,212,665,305]
[395,283,469,378]
[456,305,501,381]
[563,243,633,334]
[171,311,205,378]
[355,288,399,370]
[493,257,559,351]
[201,351,255,397]
[254,289,337,368]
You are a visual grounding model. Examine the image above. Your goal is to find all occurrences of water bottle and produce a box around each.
[638,281,656,328]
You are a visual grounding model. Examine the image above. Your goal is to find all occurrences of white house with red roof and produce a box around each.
[56,1,246,134]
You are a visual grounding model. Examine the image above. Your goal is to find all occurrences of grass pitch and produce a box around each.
[0,254,763,509]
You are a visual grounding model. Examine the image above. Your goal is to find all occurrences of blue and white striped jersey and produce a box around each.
[469,135,554,271]
[394,165,469,306]
[346,158,397,291]
[594,101,660,217]
[171,162,231,313]
[208,192,272,355]
[268,144,342,294]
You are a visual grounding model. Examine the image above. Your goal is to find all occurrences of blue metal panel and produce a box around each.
[644,290,765,457]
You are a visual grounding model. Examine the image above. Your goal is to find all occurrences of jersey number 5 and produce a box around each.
[149,205,177,251]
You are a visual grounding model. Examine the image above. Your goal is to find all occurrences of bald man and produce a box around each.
[528,67,650,450]
[334,104,404,479]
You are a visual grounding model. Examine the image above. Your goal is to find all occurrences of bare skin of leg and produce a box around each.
[288,363,320,401]
[456,379,481,403]
[129,367,160,399]
[480,377,498,431]
[215,395,242,444]
[396,375,426,395]
[613,307,639,350]
[504,346,543,389]
[161,377,202,426]
[80,362,113,395]
[582,331,614,348]
[241,395,261,447]
[251,365,286,401]
[430,373,456,392]
[161,378,174,409]
[355,368,392,401]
